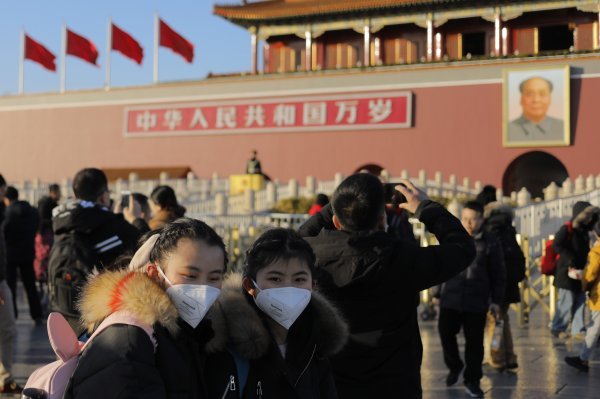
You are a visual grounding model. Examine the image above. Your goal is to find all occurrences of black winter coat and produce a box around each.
[2,200,39,263]
[37,196,58,224]
[52,200,140,270]
[552,205,598,291]
[483,203,525,304]
[436,231,506,313]
[300,200,476,399]
[0,228,7,282]
[65,270,211,399]
[489,225,524,304]
[553,228,590,291]
[204,274,348,399]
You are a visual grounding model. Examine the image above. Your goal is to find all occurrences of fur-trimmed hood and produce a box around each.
[206,273,349,359]
[573,205,600,229]
[78,269,179,335]
[484,201,515,221]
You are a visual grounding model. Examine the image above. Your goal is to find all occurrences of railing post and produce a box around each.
[211,172,220,195]
[334,173,344,189]
[244,188,255,214]
[517,188,531,207]
[549,276,557,321]
[418,169,427,187]
[519,235,530,326]
[288,179,299,198]
[215,192,227,216]
[305,176,316,197]
[518,280,527,327]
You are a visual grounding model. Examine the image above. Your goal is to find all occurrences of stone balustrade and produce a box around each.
[10,172,600,223]
[9,170,600,261]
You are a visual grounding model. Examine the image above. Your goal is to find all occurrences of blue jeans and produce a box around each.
[551,288,586,335]
[580,310,600,361]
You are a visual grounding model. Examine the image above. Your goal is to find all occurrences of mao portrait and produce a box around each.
[503,66,570,147]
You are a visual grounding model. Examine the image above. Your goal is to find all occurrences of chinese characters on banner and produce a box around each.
[125,91,412,137]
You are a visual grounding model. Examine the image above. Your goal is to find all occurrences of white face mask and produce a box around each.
[157,266,220,328]
[252,281,311,330]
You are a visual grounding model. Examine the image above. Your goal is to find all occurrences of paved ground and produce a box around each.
[5,286,600,398]
[420,305,600,399]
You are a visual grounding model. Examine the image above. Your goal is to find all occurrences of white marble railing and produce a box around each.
[514,188,600,258]
[11,171,600,244]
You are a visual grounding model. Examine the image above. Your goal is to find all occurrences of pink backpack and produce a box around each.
[23,311,156,399]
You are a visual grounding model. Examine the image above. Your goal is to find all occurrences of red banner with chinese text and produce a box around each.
[125,91,412,137]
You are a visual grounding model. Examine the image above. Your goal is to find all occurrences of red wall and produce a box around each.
[0,77,597,187]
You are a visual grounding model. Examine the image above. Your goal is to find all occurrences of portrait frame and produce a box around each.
[502,65,570,148]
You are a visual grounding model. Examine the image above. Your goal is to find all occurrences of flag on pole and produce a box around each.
[112,23,143,64]
[66,29,99,65]
[24,35,56,71]
[159,19,194,63]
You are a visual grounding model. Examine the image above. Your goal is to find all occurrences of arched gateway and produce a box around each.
[502,151,569,199]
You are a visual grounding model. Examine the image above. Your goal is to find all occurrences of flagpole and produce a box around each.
[60,23,66,93]
[153,13,159,84]
[105,17,112,90]
[19,29,25,95]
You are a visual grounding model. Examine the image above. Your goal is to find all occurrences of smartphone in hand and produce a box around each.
[120,191,131,209]
[383,183,407,206]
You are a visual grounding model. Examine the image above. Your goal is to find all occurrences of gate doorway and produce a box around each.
[502,151,568,199]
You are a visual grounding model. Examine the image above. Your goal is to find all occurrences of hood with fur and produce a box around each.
[483,202,514,221]
[78,269,179,335]
[206,273,349,359]
[573,205,600,230]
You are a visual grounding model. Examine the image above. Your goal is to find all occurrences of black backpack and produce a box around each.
[48,232,99,318]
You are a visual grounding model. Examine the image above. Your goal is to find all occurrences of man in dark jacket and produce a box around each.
[2,186,42,321]
[482,202,525,370]
[551,201,599,338]
[299,174,476,399]
[49,168,140,331]
[37,183,61,225]
[0,177,22,394]
[435,201,505,398]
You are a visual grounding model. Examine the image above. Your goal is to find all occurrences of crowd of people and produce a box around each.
[0,168,597,398]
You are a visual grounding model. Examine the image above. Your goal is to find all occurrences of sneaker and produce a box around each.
[565,356,589,372]
[0,380,23,394]
[446,369,461,387]
[464,382,484,398]
[505,362,519,371]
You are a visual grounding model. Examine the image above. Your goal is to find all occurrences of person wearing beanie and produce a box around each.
[565,220,600,372]
[308,193,329,216]
[475,185,497,206]
[551,201,600,338]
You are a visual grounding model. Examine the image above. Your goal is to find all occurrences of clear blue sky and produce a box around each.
[0,0,252,95]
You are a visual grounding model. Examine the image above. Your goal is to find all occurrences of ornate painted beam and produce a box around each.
[255,0,600,40]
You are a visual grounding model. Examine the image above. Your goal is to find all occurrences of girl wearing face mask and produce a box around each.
[204,228,348,399]
[64,218,227,399]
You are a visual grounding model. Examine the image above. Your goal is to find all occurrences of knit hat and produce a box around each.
[572,201,592,220]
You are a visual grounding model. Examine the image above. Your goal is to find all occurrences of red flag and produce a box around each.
[159,19,194,63]
[25,35,56,71]
[67,29,99,65]
[112,23,143,64]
